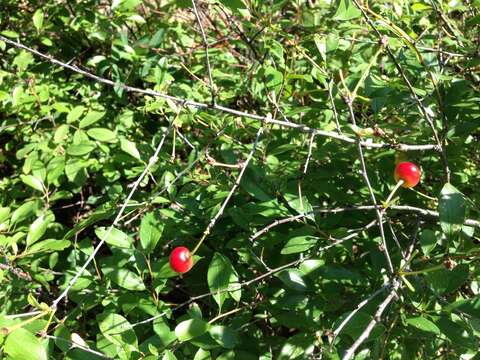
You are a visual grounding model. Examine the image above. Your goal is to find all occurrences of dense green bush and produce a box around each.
[0,0,479,359]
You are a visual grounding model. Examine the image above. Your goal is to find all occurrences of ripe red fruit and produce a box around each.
[169,246,193,274]
[394,162,421,188]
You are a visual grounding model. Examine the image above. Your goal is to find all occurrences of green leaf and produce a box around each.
[438,183,466,240]
[4,328,47,360]
[98,313,138,350]
[26,214,52,247]
[109,268,146,291]
[334,0,361,20]
[162,350,178,360]
[140,211,164,254]
[54,124,70,143]
[218,0,246,13]
[79,110,106,128]
[278,333,315,359]
[175,319,209,342]
[120,138,141,160]
[448,297,480,319]
[32,9,44,32]
[335,311,385,340]
[419,229,437,256]
[63,205,115,240]
[95,227,133,248]
[67,106,85,123]
[193,349,211,360]
[29,239,70,253]
[425,264,469,295]
[208,325,238,349]
[0,207,10,223]
[11,200,41,224]
[87,128,117,143]
[66,142,96,156]
[276,269,308,292]
[20,174,44,192]
[405,316,441,334]
[208,253,241,309]
[281,235,319,255]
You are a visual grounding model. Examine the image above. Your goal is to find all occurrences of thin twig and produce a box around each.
[191,0,216,105]
[328,79,342,134]
[249,204,480,243]
[51,119,174,309]
[133,231,363,328]
[342,83,394,274]
[303,132,316,175]
[44,335,112,359]
[342,280,401,360]
[341,219,422,359]
[191,126,264,254]
[350,0,451,183]
[0,35,439,152]
[331,284,388,347]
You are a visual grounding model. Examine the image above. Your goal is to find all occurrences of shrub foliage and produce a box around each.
[0,0,479,359]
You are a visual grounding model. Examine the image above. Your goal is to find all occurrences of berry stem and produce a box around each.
[410,188,437,201]
[385,179,405,206]
[191,232,208,255]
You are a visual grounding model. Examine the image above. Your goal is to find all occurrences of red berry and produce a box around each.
[169,246,193,274]
[394,162,421,188]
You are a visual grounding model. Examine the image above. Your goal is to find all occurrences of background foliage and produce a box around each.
[0,0,480,359]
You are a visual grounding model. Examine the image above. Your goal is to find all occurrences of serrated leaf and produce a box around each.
[109,268,146,291]
[175,319,209,342]
[95,227,133,248]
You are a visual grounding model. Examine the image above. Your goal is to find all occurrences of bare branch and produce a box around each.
[332,284,388,346]
[192,126,264,254]
[0,35,439,152]
[191,0,216,105]
[51,121,174,309]
[350,0,451,182]
[342,280,401,360]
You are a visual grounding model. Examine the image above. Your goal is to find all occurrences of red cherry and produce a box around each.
[169,246,193,274]
[394,162,421,188]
